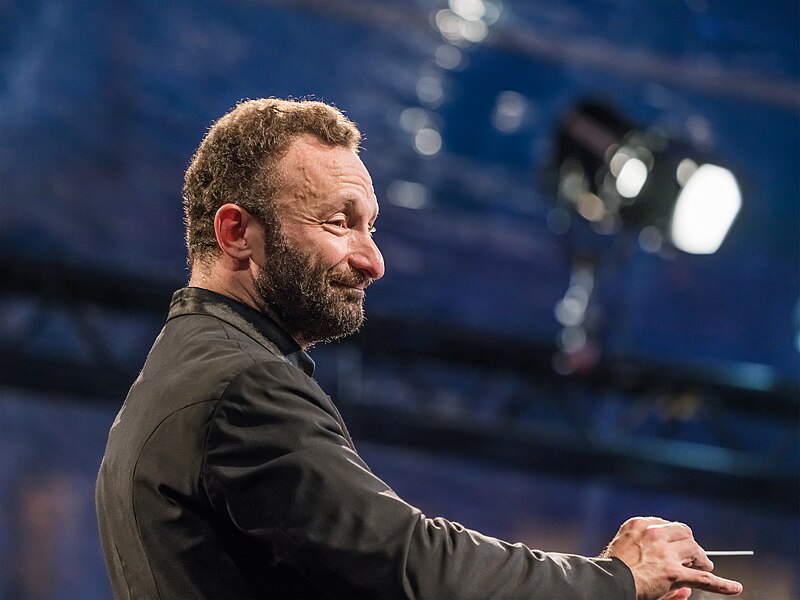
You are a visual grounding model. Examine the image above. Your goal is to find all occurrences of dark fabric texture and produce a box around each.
[96,287,635,599]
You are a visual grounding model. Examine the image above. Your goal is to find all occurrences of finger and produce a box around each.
[679,567,743,596]
[621,516,671,532]
[639,521,693,546]
[661,588,692,600]
[686,547,714,573]
[646,522,716,573]
[669,539,714,572]
[642,515,671,524]
[661,521,694,543]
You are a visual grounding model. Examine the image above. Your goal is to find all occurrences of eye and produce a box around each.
[326,217,348,229]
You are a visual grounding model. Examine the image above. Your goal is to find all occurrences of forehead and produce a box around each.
[276,134,376,207]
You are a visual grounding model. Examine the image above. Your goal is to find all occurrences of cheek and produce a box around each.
[319,238,350,267]
[297,241,349,277]
[246,230,268,266]
[282,228,345,265]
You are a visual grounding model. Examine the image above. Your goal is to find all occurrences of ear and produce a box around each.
[213,203,258,261]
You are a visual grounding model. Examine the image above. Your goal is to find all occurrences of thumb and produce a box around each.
[660,587,691,600]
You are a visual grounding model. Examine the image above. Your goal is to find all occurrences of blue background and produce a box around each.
[1,1,797,598]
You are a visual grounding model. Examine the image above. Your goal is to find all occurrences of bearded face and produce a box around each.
[250,136,383,346]
[254,231,370,346]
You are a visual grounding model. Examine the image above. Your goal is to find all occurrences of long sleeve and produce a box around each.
[202,360,635,599]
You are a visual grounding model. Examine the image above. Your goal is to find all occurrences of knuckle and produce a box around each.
[643,525,664,541]
[677,521,693,536]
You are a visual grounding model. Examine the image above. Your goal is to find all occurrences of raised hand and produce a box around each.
[602,517,743,600]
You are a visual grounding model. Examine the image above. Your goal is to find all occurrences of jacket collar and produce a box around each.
[167,287,315,376]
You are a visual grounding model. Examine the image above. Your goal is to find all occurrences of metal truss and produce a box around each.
[2,259,797,510]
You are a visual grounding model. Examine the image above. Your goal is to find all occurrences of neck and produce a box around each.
[188,267,310,350]
[188,265,259,312]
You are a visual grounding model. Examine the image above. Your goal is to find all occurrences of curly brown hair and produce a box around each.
[183,98,361,266]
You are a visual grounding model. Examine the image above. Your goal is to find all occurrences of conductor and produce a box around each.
[96,98,743,600]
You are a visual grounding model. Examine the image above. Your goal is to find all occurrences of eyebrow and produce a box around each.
[339,196,379,222]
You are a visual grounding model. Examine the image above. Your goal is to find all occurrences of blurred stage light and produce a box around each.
[435,44,463,69]
[554,101,742,255]
[416,75,444,107]
[670,164,741,254]
[449,0,486,22]
[492,90,528,134]
[414,127,442,156]
[433,0,500,45]
[615,157,648,198]
[387,180,430,209]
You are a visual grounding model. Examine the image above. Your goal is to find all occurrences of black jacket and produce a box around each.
[96,287,635,599]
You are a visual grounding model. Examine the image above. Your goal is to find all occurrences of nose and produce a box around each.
[349,230,385,281]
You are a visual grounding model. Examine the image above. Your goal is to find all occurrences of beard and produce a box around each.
[254,235,369,346]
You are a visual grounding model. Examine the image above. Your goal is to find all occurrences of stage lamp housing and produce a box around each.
[554,101,741,255]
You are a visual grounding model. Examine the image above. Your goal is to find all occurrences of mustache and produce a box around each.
[329,268,372,289]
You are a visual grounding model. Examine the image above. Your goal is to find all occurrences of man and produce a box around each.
[96,98,742,599]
